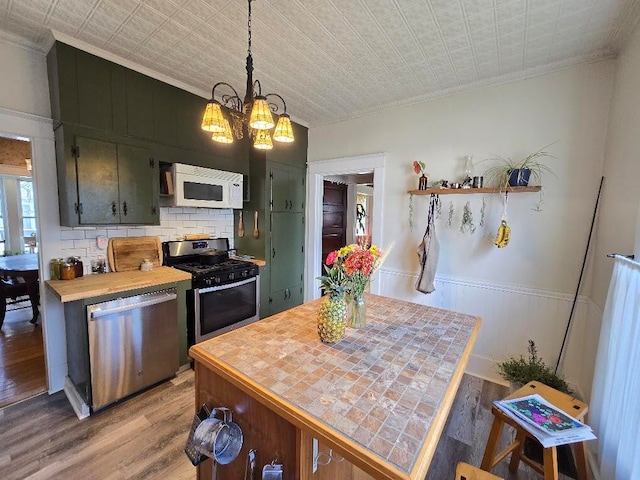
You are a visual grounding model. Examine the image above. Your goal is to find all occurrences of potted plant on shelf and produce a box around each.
[482,145,556,188]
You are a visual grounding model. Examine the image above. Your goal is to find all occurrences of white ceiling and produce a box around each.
[0,0,639,127]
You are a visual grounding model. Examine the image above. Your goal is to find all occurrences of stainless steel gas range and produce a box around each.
[162,239,260,346]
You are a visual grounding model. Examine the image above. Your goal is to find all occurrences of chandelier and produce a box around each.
[201,0,294,150]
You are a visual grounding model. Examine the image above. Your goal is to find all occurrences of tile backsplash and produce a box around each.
[59,207,234,275]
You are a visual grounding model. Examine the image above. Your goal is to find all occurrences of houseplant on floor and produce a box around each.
[482,145,556,188]
[496,340,578,477]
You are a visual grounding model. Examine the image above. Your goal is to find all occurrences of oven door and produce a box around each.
[194,276,259,343]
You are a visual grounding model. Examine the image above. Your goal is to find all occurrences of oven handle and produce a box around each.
[194,276,257,295]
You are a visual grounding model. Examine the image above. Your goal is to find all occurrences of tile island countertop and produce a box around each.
[190,293,481,480]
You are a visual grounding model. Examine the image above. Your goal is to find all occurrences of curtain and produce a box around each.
[590,256,640,480]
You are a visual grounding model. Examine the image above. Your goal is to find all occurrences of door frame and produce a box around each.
[0,107,65,394]
[305,153,386,301]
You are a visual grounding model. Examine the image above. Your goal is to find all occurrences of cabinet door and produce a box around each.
[126,70,154,140]
[288,168,305,212]
[76,50,113,131]
[152,80,177,145]
[269,284,303,316]
[270,212,304,292]
[270,166,290,212]
[75,136,119,225]
[117,144,158,225]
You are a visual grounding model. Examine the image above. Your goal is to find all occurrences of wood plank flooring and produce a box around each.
[0,307,46,408]
[0,371,577,480]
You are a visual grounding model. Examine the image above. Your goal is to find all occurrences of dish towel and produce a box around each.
[416,195,440,294]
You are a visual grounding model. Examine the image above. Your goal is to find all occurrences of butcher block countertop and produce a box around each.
[191,294,481,480]
[46,266,191,303]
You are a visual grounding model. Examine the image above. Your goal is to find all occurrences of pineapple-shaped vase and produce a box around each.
[317,293,347,343]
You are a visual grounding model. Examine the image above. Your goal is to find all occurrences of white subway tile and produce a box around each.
[61,230,87,240]
[126,228,147,236]
[107,230,127,238]
[74,239,93,248]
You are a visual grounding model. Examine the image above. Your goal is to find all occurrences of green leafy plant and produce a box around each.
[496,340,572,394]
[482,144,556,188]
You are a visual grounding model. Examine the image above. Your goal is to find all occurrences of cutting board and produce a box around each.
[107,236,162,272]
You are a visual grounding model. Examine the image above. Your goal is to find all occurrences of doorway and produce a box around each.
[0,135,46,408]
[321,181,347,281]
[305,153,386,301]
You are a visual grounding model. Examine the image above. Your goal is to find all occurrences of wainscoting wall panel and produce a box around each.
[378,268,591,393]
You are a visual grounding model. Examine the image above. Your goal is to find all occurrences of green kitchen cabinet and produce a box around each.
[47,41,250,173]
[56,126,159,227]
[125,70,155,140]
[270,165,305,213]
[270,211,304,292]
[233,122,308,318]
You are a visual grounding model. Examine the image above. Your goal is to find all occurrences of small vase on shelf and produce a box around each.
[418,174,428,190]
[347,294,366,329]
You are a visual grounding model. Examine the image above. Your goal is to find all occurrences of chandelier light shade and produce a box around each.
[201,0,294,148]
[248,96,275,130]
[253,129,273,150]
[201,101,226,133]
[211,118,234,144]
[272,114,294,143]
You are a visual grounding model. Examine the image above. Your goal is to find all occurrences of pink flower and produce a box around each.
[325,250,338,266]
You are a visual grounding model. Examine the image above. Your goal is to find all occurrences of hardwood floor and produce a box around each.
[0,371,577,480]
[0,307,46,409]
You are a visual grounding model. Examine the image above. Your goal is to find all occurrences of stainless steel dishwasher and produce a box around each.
[86,288,178,411]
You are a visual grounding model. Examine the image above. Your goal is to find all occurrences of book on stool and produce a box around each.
[494,393,596,448]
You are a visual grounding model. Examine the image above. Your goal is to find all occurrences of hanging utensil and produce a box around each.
[244,449,257,480]
[253,211,259,239]
[194,407,244,480]
[238,211,245,237]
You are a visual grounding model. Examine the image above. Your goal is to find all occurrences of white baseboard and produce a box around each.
[64,377,90,420]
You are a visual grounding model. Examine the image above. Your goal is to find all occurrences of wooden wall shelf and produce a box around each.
[408,186,542,195]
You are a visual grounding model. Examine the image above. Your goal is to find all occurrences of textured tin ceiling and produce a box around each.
[0,0,639,127]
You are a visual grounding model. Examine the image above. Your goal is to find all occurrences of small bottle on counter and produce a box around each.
[60,262,75,280]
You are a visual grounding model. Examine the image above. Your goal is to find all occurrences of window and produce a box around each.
[19,179,37,252]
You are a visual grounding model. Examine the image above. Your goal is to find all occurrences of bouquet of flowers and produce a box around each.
[325,244,385,298]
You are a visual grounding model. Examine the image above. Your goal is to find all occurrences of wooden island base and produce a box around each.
[190,294,481,480]
[195,363,375,480]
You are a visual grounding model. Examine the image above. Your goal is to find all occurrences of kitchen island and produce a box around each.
[190,293,481,480]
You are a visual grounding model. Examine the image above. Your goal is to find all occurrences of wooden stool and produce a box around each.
[456,462,503,479]
[480,381,589,480]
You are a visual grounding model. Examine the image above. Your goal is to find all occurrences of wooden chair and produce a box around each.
[456,462,503,479]
[480,381,589,480]
[0,276,30,328]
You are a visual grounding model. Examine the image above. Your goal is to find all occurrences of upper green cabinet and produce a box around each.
[55,126,159,227]
[271,165,305,213]
[47,41,249,173]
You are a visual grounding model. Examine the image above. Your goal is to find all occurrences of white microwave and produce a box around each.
[164,163,243,209]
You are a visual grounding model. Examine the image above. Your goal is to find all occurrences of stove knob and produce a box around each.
[214,276,221,284]
[241,270,248,278]
[229,272,235,281]
[205,278,212,286]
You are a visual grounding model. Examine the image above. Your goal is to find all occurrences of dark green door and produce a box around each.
[270,166,289,212]
[75,136,119,225]
[117,144,158,225]
[288,168,305,212]
[270,211,304,293]
[76,50,113,131]
[126,70,154,140]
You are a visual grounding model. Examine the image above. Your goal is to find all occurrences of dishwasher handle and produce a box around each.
[89,291,178,320]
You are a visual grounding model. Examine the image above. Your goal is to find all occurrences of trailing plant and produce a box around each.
[496,340,573,394]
